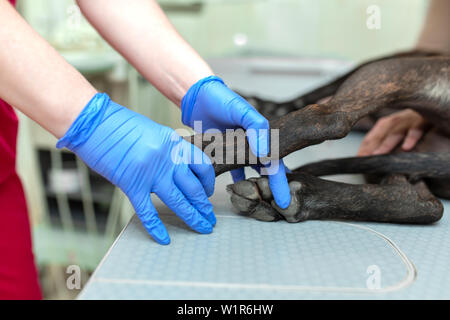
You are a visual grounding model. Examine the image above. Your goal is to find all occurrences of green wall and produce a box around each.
[19,0,429,62]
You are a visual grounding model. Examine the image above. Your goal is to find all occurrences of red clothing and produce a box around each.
[0,0,42,300]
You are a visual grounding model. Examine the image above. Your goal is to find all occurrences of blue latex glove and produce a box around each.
[57,93,216,245]
[182,76,291,208]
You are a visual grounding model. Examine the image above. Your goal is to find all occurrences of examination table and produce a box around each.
[79,57,450,299]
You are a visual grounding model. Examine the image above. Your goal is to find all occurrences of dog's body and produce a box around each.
[187,51,450,224]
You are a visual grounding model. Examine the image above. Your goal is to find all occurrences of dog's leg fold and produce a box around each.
[228,173,443,224]
[294,152,450,181]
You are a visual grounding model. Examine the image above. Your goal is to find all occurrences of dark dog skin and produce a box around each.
[184,51,450,224]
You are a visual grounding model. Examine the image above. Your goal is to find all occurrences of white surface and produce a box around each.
[79,132,450,299]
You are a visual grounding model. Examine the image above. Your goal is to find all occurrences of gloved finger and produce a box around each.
[185,140,215,197]
[174,165,216,227]
[157,181,213,234]
[252,162,291,175]
[229,98,269,158]
[231,168,245,183]
[134,197,170,245]
[242,108,269,158]
[261,159,291,209]
[251,165,262,175]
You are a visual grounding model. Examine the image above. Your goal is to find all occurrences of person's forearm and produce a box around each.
[416,0,450,53]
[76,0,213,106]
[0,0,97,138]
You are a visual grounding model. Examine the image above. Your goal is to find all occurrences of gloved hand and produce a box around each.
[181,76,291,209]
[57,93,216,245]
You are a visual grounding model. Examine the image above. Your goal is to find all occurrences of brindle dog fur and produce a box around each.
[184,51,450,224]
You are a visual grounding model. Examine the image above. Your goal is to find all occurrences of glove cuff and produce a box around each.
[56,92,111,150]
[181,75,224,128]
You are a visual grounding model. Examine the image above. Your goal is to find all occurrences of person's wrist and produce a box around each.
[52,87,98,139]
[181,75,224,128]
[56,92,113,151]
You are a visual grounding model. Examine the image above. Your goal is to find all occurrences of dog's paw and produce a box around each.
[227,177,308,223]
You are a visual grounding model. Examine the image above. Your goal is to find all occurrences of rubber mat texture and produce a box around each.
[79,133,450,299]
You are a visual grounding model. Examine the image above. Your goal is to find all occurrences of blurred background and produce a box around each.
[13,0,430,299]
